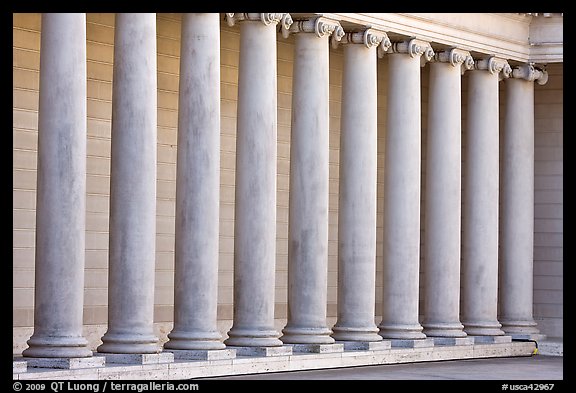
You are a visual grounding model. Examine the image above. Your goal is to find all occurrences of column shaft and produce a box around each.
[462,68,505,336]
[23,13,92,358]
[165,13,224,350]
[422,60,466,337]
[331,42,381,342]
[281,32,333,344]
[379,51,426,339]
[499,76,539,335]
[224,19,282,347]
[98,13,159,354]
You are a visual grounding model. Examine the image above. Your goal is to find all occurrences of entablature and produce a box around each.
[287,13,563,65]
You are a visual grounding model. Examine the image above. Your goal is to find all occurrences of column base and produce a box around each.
[224,327,283,347]
[97,352,174,365]
[500,319,541,336]
[390,338,435,348]
[24,356,105,369]
[463,320,506,337]
[331,325,383,342]
[288,343,344,353]
[97,332,160,354]
[164,330,225,350]
[22,335,93,358]
[432,337,475,346]
[13,360,27,373]
[422,322,467,338]
[227,346,293,357]
[337,341,391,351]
[280,326,335,345]
[378,322,427,340]
[165,349,236,361]
[471,335,512,344]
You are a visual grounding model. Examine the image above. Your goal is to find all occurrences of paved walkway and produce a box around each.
[204,355,563,380]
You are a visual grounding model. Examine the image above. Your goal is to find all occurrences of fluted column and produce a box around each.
[499,63,548,339]
[378,39,435,345]
[223,13,293,353]
[461,57,511,341]
[280,17,344,348]
[331,29,390,345]
[97,13,160,354]
[422,49,474,343]
[164,13,225,353]
[23,13,92,359]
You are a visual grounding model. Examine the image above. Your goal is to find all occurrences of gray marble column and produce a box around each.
[422,49,473,341]
[378,39,434,342]
[462,57,511,339]
[224,13,292,350]
[280,18,343,346]
[331,29,389,344]
[23,13,92,359]
[97,13,160,354]
[499,63,548,339]
[164,13,224,351]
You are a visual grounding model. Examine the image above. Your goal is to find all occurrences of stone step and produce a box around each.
[13,341,536,380]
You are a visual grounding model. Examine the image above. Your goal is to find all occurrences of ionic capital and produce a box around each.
[288,16,345,44]
[511,63,548,85]
[433,48,474,74]
[226,13,293,37]
[334,28,390,51]
[473,56,512,81]
[389,38,435,67]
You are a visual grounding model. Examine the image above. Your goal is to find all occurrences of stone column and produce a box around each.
[223,13,293,356]
[499,63,548,340]
[422,49,474,345]
[97,13,162,357]
[23,13,93,360]
[461,57,511,343]
[280,17,344,352]
[164,14,233,360]
[378,39,435,347]
[331,29,390,349]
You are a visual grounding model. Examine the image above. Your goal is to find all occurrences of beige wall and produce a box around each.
[532,63,563,338]
[12,13,563,354]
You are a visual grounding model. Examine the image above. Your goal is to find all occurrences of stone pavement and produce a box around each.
[203,355,563,380]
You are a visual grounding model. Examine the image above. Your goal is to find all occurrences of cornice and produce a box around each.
[311,13,562,64]
[222,13,562,64]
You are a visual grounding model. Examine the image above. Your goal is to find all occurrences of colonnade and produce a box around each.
[22,13,548,361]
